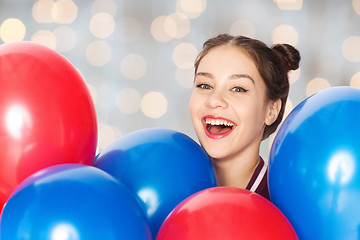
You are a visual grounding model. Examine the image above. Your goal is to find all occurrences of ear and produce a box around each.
[265,99,282,126]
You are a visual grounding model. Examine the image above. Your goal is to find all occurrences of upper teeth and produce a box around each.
[205,118,234,126]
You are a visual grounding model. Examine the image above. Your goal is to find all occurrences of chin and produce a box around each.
[200,145,228,160]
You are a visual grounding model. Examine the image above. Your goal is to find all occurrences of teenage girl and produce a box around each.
[189,34,300,200]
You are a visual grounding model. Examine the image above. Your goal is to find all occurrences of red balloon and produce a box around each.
[0,42,97,213]
[156,187,298,240]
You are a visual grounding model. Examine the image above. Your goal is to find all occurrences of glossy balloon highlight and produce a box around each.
[0,41,97,212]
[0,164,152,240]
[269,86,360,239]
[94,128,217,238]
[156,187,298,240]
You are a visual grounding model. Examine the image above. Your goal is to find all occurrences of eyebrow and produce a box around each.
[196,72,255,84]
[196,72,212,78]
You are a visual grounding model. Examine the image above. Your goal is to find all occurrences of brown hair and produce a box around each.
[194,34,301,139]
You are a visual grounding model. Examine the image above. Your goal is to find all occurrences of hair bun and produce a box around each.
[272,44,301,71]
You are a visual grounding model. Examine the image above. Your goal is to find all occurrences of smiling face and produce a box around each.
[189,45,278,161]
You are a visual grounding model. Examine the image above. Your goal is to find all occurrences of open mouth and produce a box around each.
[202,116,236,139]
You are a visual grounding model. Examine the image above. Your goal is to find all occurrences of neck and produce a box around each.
[212,150,261,189]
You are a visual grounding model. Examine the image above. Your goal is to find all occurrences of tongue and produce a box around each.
[208,125,232,135]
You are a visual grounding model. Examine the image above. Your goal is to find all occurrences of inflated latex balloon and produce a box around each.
[0,42,97,212]
[269,86,360,239]
[0,164,152,240]
[94,128,217,238]
[156,187,298,240]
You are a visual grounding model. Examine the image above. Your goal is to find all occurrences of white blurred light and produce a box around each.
[306,77,331,97]
[168,13,191,39]
[53,26,77,52]
[353,0,360,14]
[164,16,178,39]
[176,0,207,19]
[32,0,54,23]
[141,92,168,119]
[52,0,78,24]
[172,43,198,69]
[342,36,360,62]
[89,12,115,39]
[85,40,112,67]
[91,0,117,17]
[116,88,142,114]
[229,20,256,38]
[151,16,176,42]
[176,68,194,88]
[350,72,360,88]
[120,54,147,80]
[275,0,303,10]
[31,30,57,49]
[98,124,121,150]
[0,18,26,42]
[272,24,299,46]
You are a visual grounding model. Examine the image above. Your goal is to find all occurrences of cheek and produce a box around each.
[189,93,201,117]
[234,100,266,124]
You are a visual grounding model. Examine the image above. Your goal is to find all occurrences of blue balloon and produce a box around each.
[94,128,217,238]
[0,164,152,240]
[269,86,360,239]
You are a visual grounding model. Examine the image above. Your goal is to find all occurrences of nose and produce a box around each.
[206,90,228,109]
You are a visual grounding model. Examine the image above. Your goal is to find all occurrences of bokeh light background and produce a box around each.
[1,0,360,161]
